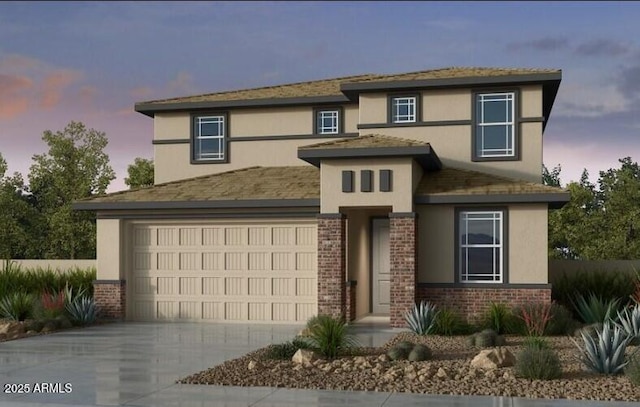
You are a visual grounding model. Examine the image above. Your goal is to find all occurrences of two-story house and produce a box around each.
[75,67,569,327]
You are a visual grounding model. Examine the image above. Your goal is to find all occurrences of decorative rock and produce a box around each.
[354,356,367,365]
[503,371,515,380]
[470,348,515,370]
[247,360,261,370]
[378,354,390,362]
[292,349,318,365]
[436,367,449,380]
[0,322,24,337]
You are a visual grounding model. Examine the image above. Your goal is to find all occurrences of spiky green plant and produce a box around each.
[571,293,620,324]
[433,307,468,335]
[305,315,358,359]
[516,346,562,380]
[481,302,513,334]
[404,301,439,335]
[523,336,549,350]
[616,304,640,345]
[572,320,633,375]
[0,292,35,321]
[265,338,313,360]
[65,295,99,326]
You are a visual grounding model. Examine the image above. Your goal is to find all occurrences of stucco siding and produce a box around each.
[508,204,548,284]
[320,158,414,213]
[97,218,123,280]
[422,89,470,121]
[416,205,455,283]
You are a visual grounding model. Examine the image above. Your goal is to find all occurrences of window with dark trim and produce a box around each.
[314,107,341,134]
[192,114,227,162]
[457,209,505,283]
[390,95,418,123]
[473,92,516,159]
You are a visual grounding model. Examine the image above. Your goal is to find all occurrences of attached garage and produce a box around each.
[126,220,318,322]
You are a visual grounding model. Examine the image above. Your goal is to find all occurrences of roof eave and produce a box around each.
[414,192,570,208]
[297,145,442,171]
[135,95,353,117]
[73,198,321,211]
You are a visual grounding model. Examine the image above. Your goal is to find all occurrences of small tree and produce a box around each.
[125,157,154,189]
[28,121,115,259]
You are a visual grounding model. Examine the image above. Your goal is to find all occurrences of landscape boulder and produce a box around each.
[292,349,318,365]
[470,348,515,370]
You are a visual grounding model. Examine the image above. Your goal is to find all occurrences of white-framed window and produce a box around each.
[193,115,225,161]
[458,210,504,283]
[316,109,339,134]
[391,96,417,123]
[475,92,515,158]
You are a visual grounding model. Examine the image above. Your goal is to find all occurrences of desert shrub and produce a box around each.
[265,338,312,360]
[515,302,553,337]
[35,290,66,319]
[432,307,469,336]
[572,320,632,375]
[515,345,562,380]
[0,262,95,299]
[0,292,35,321]
[404,301,439,335]
[572,293,621,324]
[522,336,549,350]
[552,270,634,312]
[466,329,506,348]
[626,354,640,386]
[65,295,98,326]
[305,315,358,359]
[616,304,640,345]
[481,302,517,334]
[545,302,577,335]
[407,343,432,361]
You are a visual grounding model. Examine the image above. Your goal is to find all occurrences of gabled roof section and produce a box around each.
[415,167,570,208]
[135,67,561,122]
[73,166,320,211]
[297,134,442,171]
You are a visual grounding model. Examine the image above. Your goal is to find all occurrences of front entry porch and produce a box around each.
[317,208,418,328]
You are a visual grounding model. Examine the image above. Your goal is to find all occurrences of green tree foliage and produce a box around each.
[542,164,562,187]
[124,157,154,189]
[548,157,640,260]
[28,122,115,259]
[0,154,41,259]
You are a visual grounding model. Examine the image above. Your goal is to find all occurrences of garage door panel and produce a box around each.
[129,221,317,323]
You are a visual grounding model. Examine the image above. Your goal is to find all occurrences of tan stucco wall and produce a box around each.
[521,85,543,117]
[155,112,189,141]
[508,204,548,284]
[154,139,318,183]
[320,158,415,213]
[417,205,455,283]
[416,203,548,284]
[97,218,123,280]
[422,89,470,121]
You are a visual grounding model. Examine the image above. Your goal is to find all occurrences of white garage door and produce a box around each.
[128,220,317,323]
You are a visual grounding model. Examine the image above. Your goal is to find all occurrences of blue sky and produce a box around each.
[0,1,638,191]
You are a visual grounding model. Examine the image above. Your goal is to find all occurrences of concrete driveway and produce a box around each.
[0,322,635,407]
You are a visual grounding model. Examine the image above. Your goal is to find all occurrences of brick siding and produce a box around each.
[345,282,357,322]
[417,285,552,323]
[390,214,418,328]
[317,214,346,319]
[93,280,126,319]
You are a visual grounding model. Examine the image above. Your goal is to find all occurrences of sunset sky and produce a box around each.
[0,1,638,191]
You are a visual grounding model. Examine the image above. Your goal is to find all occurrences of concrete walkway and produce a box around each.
[0,322,635,406]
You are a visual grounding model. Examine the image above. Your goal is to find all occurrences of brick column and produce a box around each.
[93,280,126,319]
[390,213,418,328]
[345,281,357,322]
[317,214,346,319]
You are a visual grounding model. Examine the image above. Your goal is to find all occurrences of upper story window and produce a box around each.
[390,96,417,123]
[458,210,504,283]
[474,92,515,159]
[193,114,226,162]
[315,109,340,134]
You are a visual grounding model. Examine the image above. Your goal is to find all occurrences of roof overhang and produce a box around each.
[135,95,352,117]
[73,198,321,211]
[298,145,442,171]
[414,192,570,209]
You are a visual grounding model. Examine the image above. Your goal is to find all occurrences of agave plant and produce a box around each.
[616,304,640,344]
[571,293,620,324]
[404,301,439,335]
[0,292,34,321]
[65,295,99,326]
[572,320,633,375]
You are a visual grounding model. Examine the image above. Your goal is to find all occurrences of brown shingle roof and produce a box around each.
[77,166,320,205]
[299,134,429,150]
[416,167,565,196]
[138,67,559,106]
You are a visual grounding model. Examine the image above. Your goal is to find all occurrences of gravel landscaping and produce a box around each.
[179,332,640,402]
